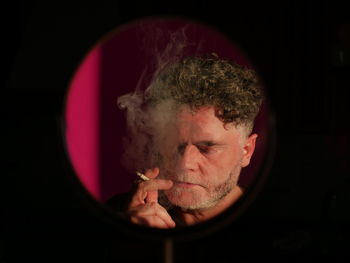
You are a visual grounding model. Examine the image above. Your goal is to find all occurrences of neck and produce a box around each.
[175,185,244,226]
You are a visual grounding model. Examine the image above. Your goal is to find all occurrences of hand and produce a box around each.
[126,168,176,229]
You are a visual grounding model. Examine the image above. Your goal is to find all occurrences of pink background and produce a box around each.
[64,18,268,202]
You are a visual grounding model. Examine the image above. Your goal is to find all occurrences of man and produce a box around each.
[110,54,263,228]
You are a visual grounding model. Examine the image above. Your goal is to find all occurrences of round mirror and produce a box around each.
[62,17,274,240]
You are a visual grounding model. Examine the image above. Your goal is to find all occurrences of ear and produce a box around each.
[241,133,258,167]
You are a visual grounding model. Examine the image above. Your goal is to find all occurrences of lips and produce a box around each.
[173,180,200,188]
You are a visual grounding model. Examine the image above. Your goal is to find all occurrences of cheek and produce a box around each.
[222,144,244,168]
[201,151,242,180]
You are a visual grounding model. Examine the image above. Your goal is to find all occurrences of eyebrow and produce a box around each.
[194,141,220,147]
[177,140,224,150]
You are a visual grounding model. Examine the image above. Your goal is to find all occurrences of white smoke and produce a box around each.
[116,25,194,176]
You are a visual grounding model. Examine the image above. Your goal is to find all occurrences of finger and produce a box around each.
[131,214,169,229]
[143,179,173,192]
[137,203,176,228]
[144,167,160,180]
[131,203,176,228]
[154,203,176,228]
[129,179,173,207]
[145,179,173,203]
[148,216,173,229]
[134,168,160,204]
[145,191,157,203]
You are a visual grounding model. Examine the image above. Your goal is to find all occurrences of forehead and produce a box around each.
[176,106,243,140]
[177,106,222,126]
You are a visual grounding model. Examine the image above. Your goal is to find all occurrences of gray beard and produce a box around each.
[158,170,238,211]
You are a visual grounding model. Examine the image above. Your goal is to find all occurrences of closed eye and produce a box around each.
[177,141,220,155]
[197,145,215,154]
[196,141,222,155]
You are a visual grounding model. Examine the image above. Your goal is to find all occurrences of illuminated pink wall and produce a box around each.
[65,47,101,199]
[64,18,267,202]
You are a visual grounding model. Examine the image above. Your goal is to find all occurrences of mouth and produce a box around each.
[173,180,201,188]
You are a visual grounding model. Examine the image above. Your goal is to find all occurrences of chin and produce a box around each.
[165,188,215,210]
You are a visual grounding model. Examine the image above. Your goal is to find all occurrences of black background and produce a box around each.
[1,0,350,262]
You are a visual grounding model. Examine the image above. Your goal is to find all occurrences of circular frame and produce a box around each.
[60,16,276,241]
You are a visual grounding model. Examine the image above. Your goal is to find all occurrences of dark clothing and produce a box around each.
[106,192,131,212]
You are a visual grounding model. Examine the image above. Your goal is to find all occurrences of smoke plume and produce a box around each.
[117,25,193,177]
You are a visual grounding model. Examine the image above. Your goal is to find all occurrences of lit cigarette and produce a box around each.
[136,171,150,181]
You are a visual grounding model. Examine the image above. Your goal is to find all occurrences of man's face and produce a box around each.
[157,106,256,210]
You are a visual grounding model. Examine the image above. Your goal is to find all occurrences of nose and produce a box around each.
[179,144,201,171]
